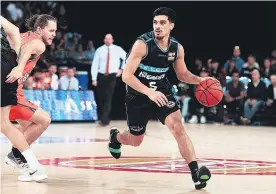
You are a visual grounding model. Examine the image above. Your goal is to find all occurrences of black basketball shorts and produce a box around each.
[1,50,18,107]
[125,92,180,136]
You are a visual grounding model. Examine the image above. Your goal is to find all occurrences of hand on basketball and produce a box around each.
[200,76,219,83]
[6,66,23,83]
[147,90,168,107]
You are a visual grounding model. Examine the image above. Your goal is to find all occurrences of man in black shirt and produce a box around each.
[107,7,214,190]
[225,71,245,122]
[241,69,267,124]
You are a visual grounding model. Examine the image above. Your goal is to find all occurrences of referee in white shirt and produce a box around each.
[91,33,126,126]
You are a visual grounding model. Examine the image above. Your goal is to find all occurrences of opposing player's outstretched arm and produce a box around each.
[0,16,21,55]
[174,44,204,84]
[6,39,45,83]
[17,39,46,70]
[122,40,153,96]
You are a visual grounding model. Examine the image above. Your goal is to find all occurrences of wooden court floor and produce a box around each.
[1,121,276,194]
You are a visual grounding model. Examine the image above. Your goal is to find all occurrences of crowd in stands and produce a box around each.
[3,1,96,91]
[2,2,276,126]
[178,47,276,126]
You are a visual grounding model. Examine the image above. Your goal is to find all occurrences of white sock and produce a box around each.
[22,148,40,169]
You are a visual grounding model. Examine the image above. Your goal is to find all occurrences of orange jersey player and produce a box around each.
[4,14,57,182]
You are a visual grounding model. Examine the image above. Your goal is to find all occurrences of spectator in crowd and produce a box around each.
[59,67,79,90]
[224,46,245,72]
[241,55,260,79]
[224,70,246,124]
[43,42,57,64]
[210,60,226,87]
[6,2,23,23]
[84,40,96,62]
[58,33,73,50]
[91,33,127,126]
[53,31,63,48]
[269,56,276,75]
[265,74,276,111]
[206,58,212,71]
[24,69,50,90]
[188,67,210,124]
[271,50,276,58]
[72,44,89,63]
[45,64,59,90]
[240,69,267,125]
[191,58,203,76]
[261,57,271,78]
[243,54,260,69]
[225,58,238,76]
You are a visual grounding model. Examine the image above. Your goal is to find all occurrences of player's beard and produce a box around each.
[155,35,164,40]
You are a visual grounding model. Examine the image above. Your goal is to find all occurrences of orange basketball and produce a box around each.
[195,79,223,107]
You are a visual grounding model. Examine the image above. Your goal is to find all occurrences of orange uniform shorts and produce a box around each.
[9,96,38,121]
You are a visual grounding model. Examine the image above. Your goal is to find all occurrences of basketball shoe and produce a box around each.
[4,151,27,169]
[18,165,48,182]
[194,166,211,190]
[108,127,121,159]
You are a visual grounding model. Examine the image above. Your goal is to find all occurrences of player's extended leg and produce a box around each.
[164,110,211,190]
[1,106,30,153]
[108,95,150,159]
[6,108,51,168]
[1,106,45,181]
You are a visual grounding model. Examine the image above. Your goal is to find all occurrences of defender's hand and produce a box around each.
[147,90,168,107]
[6,66,23,83]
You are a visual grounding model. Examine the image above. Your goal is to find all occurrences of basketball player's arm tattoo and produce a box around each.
[122,40,153,96]
[173,44,203,84]
[0,16,21,55]
[17,39,46,71]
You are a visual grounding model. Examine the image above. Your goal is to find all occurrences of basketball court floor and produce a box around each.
[1,121,276,194]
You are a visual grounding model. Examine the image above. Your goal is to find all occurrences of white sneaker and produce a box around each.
[18,165,48,182]
[188,115,198,124]
[200,116,206,124]
[5,151,27,169]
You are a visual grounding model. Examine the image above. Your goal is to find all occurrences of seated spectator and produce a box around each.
[241,55,260,79]
[190,58,203,76]
[262,74,276,125]
[224,46,245,72]
[59,67,79,90]
[45,64,59,90]
[269,56,276,75]
[43,42,57,64]
[210,60,226,87]
[226,58,238,76]
[224,70,245,124]
[241,69,267,124]
[188,67,210,124]
[72,44,89,63]
[24,69,50,90]
[261,57,271,78]
[84,40,96,62]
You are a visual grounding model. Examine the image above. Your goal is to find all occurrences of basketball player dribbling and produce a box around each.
[108,7,214,189]
[4,14,57,182]
[1,16,48,181]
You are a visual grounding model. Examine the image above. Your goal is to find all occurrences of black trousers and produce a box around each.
[96,73,116,124]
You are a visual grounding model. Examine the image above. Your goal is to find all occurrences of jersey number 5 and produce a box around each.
[149,82,157,91]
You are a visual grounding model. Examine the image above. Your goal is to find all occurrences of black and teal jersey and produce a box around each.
[126,31,180,95]
[1,26,12,52]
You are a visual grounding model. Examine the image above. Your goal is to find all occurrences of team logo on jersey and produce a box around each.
[168,52,176,61]
[167,101,176,108]
[138,71,165,80]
